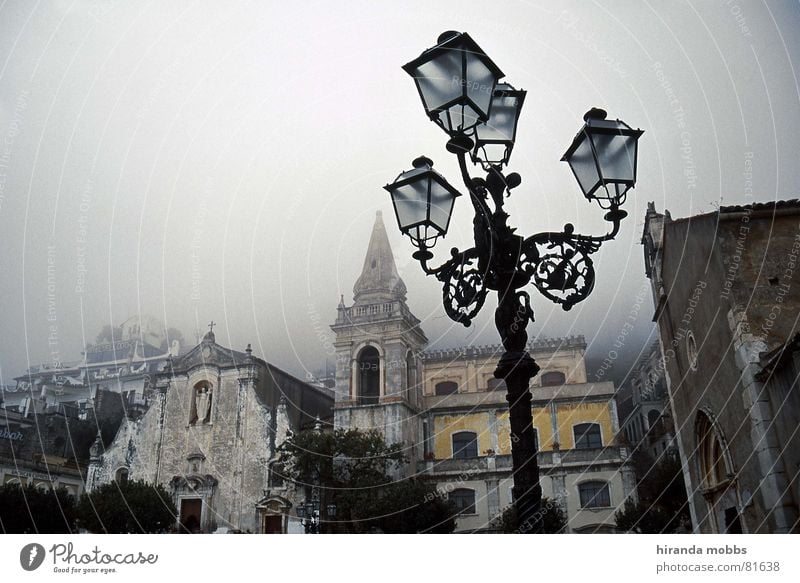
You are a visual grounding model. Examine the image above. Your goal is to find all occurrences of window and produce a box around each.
[579,481,610,508]
[697,411,728,488]
[487,378,506,391]
[532,428,539,452]
[449,488,476,514]
[268,462,285,488]
[540,371,566,386]
[406,352,416,394]
[357,346,380,405]
[452,431,478,458]
[573,423,602,449]
[435,381,458,395]
[647,409,660,429]
[686,331,698,371]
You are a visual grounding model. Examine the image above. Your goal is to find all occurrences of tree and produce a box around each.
[76,480,177,533]
[0,484,76,533]
[614,450,691,533]
[277,428,455,533]
[489,497,568,533]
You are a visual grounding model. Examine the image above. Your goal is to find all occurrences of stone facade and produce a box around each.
[88,330,333,533]
[331,211,427,473]
[643,200,800,533]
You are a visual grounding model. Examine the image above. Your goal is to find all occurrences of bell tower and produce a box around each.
[331,211,427,471]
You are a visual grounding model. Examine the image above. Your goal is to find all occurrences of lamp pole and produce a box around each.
[384,31,643,533]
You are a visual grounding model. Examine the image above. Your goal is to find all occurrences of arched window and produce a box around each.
[647,409,660,430]
[435,381,458,395]
[541,371,566,386]
[406,352,416,394]
[357,346,380,405]
[487,378,506,391]
[115,468,129,485]
[449,488,476,514]
[697,412,729,489]
[573,423,602,449]
[696,411,741,533]
[579,481,610,508]
[452,431,478,459]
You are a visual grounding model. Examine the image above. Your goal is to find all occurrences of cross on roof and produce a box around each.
[208,321,216,333]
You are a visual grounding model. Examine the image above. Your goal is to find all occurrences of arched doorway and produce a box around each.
[358,346,380,405]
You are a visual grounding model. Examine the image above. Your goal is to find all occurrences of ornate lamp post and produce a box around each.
[385,31,643,533]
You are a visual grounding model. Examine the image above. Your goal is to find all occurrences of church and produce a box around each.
[87,327,333,533]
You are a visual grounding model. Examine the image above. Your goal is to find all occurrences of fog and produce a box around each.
[1,1,799,383]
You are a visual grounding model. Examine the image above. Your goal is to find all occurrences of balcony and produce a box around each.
[417,447,626,476]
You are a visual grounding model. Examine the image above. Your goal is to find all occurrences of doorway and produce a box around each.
[180,498,203,533]
[263,515,283,534]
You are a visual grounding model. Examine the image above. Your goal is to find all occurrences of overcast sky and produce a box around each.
[1,0,799,382]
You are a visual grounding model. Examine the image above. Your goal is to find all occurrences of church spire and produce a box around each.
[353,211,407,304]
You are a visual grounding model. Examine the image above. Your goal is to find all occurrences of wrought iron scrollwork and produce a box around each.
[433,247,487,326]
[520,225,603,311]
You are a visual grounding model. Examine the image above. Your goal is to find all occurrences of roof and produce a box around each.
[719,199,800,214]
[353,211,407,303]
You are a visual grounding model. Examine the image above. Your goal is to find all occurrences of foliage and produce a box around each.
[614,451,691,533]
[278,428,455,533]
[0,483,76,533]
[76,480,177,533]
[490,497,568,533]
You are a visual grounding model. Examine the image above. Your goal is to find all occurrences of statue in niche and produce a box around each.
[192,384,212,424]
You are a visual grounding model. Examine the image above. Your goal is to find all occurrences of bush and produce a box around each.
[76,480,177,533]
[0,483,76,533]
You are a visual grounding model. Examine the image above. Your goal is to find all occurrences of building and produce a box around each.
[4,315,178,420]
[87,328,334,533]
[0,406,108,497]
[617,339,677,461]
[643,200,800,533]
[332,212,636,532]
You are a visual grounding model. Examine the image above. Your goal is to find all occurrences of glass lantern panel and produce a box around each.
[591,132,637,184]
[476,91,517,143]
[427,181,456,233]
[414,50,464,114]
[391,180,430,230]
[438,104,482,134]
[464,54,495,119]
[409,224,439,246]
[567,134,601,197]
[475,143,508,166]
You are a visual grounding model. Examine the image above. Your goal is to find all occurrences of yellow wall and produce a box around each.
[432,401,614,459]
[496,408,554,454]
[432,413,493,459]
[555,402,614,449]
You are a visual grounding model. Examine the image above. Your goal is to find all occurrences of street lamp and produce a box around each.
[385,32,643,533]
[296,490,336,534]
